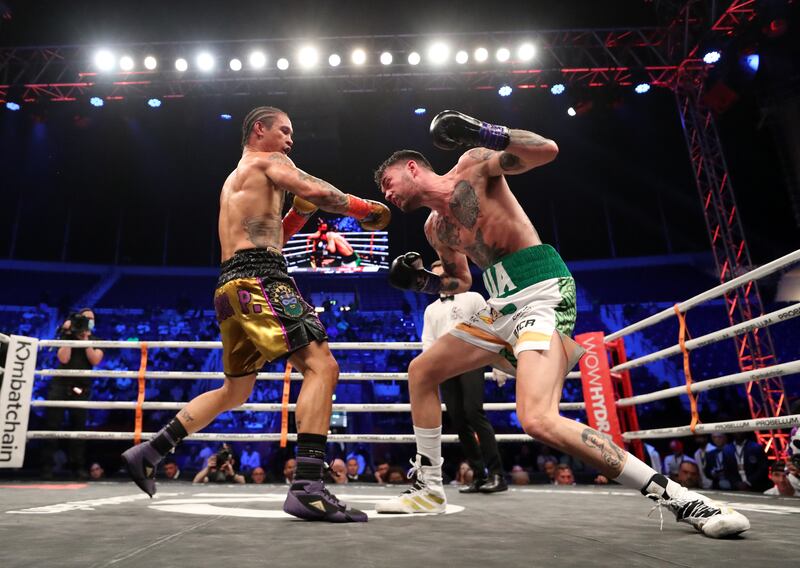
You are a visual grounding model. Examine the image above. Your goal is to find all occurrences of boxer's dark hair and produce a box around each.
[242,106,287,149]
[374,150,433,187]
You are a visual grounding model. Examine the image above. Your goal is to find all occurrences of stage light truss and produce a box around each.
[0,28,681,102]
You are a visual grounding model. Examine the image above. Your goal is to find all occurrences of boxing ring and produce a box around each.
[2,250,799,567]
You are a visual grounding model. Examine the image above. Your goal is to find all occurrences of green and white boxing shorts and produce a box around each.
[449,244,584,371]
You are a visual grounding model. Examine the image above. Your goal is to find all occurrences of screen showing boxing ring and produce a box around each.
[283,216,389,273]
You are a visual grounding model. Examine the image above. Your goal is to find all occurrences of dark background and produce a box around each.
[0,0,797,268]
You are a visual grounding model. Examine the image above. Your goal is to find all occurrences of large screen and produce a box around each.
[283,216,389,273]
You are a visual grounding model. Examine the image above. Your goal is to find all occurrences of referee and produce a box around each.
[422,261,507,493]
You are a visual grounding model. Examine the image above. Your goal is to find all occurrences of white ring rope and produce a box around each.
[606,248,800,341]
[616,360,800,407]
[30,400,586,412]
[37,340,423,350]
[623,415,800,440]
[611,302,800,373]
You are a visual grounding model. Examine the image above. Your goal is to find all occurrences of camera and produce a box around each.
[215,448,232,467]
[58,310,94,339]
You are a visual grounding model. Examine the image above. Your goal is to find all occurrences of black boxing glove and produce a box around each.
[430,110,510,151]
[388,252,442,294]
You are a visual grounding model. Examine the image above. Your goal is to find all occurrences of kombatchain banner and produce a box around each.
[1,335,38,468]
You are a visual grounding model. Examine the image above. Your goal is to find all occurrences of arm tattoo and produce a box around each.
[242,215,282,248]
[449,181,479,229]
[499,152,522,171]
[465,229,508,269]
[296,169,350,211]
[509,128,552,147]
[440,259,461,292]
[179,409,195,423]
[467,148,494,161]
[581,427,626,471]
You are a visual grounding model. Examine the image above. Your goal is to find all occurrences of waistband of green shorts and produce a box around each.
[481,244,571,298]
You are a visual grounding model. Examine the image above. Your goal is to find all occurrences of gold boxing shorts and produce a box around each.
[213,248,327,377]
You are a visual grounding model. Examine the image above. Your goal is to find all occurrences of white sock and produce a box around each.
[613,452,660,492]
[414,425,443,484]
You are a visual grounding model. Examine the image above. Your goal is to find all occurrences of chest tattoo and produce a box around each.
[450,180,479,229]
[435,215,461,248]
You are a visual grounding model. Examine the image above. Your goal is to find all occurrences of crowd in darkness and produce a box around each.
[0,289,796,496]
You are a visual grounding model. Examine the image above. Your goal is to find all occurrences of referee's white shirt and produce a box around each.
[421,291,487,351]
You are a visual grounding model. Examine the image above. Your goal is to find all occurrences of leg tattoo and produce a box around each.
[580,427,626,470]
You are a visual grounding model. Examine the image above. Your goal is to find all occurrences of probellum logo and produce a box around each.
[1,335,38,468]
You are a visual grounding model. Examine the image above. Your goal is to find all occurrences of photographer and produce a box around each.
[41,308,103,479]
[193,444,245,484]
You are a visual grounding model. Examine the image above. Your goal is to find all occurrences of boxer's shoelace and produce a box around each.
[646,489,721,531]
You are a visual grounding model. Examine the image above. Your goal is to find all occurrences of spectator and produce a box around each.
[346,458,375,482]
[326,458,348,485]
[374,461,390,484]
[542,459,557,484]
[193,446,245,484]
[536,445,557,472]
[676,459,702,489]
[510,465,530,486]
[88,462,105,480]
[160,458,186,481]
[387,466,407,484]
[643,442,663,474]
[450,461,474,487]
[692,435,714,489]
[663,440,688,480]
[763,462,798,497]
[240,444,261,473]
[250,467,267,484]
[282,458,297,484]
[706,433,730,489]
[723,433,770,492]
[554,464,575,486]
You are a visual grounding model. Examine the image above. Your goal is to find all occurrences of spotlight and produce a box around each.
[329,53,341,67]
[196,52,214,71]
[119,55,134,71]
[517,42,536,61]
[351,49,367,65]
[380,51,393,65]
[229,58,242,71]
[498,84,513,97]
[249,51,267,69]
[147,98,162,108]
[634,82,651,94]
[298,46,319,68]
[408,51,421,65]
[455,50,468,64]
[175,58,188,71]
[89,96,104,107]
[144,56,158,70]
[496,47,511,62]
[567,106,577,117]
[474,47,489,62]
[744,53,760,73]
[277,58,289,70]
[6,101,20,111]
[550,83,566,95]
[94,49,115,72]
[414,107,427,115]
[220,114,232,120]
[703,50,721,64]
[428,42,449,64]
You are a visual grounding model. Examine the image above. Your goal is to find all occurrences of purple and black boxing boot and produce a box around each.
[283,457,368,522]
[120,441,163,498]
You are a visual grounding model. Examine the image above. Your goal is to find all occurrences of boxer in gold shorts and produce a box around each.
[122,106,390,523]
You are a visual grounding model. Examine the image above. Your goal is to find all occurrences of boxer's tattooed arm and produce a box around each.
[295,170,350,212]
[581,427,626,471]
[179,409,196,423]
[465,229,507,269]
[242,215,282,248]
[440,259,461,292]
[467,148,494,161]
[499,152,522,171]
[509,129,552,147]
[449,181,479,229]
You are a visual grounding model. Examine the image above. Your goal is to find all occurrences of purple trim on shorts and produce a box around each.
[258,276,291,351]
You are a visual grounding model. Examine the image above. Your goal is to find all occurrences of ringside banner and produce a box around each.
[576,332,624,449]
[1,335,38,468]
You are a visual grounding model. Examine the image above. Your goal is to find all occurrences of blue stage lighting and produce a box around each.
[90,97,104,107]
[703,50,721,64]
[220,113,232,120]
[550,83,565,95]
[634,82,651,94]
[147,98,162,108]
[5,101,20,111]
[745,53,760,72]
[414,107,426,115]
[498,84,512,97]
